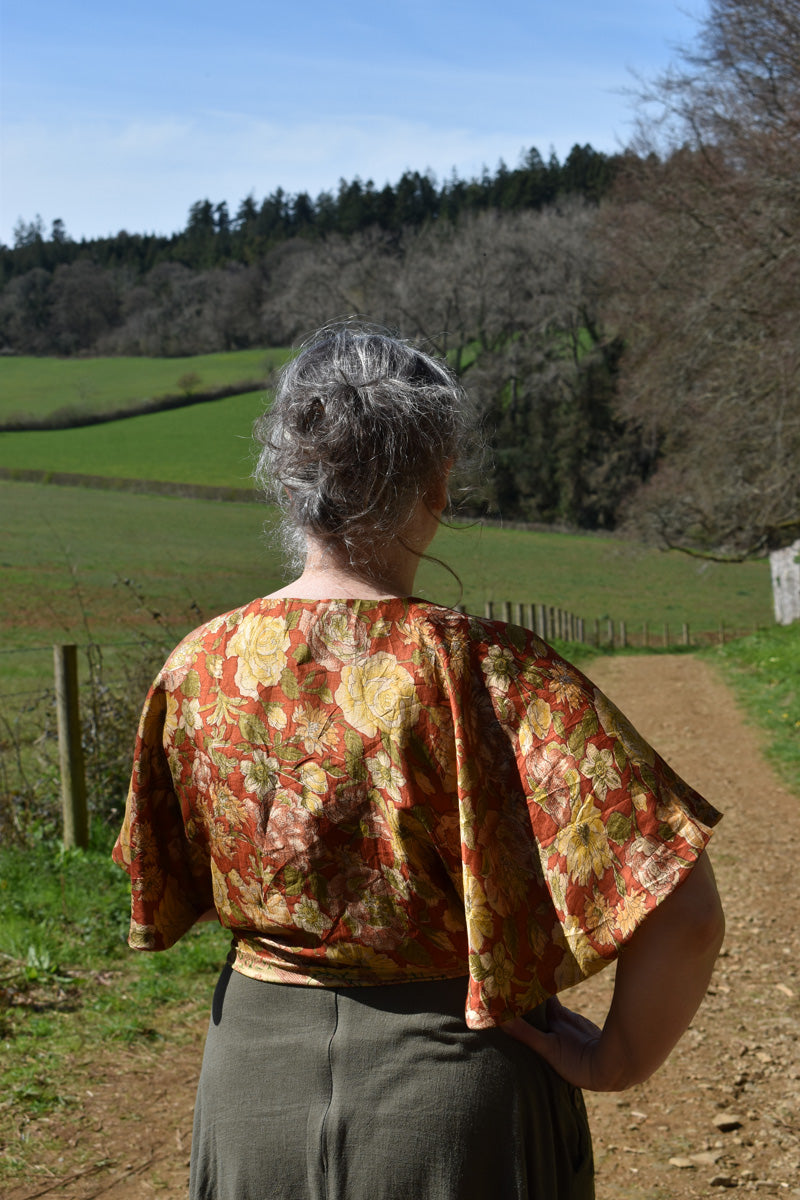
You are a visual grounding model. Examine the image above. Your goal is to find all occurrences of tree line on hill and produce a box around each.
[1,144,617,285]
[1,0,798,572]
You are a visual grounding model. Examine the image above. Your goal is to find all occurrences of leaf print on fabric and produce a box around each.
[335,653,420,740]
[554,796,613,885]
[229,614,291,699]
[593,688,656,768]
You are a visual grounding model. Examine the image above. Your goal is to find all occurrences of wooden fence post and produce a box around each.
[54,644,88,849]
[535,604,546,638]
[500,601,511,623]
[484,601,494,620]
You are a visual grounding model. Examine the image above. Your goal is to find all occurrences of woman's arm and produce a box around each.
[503,852,725,1091]
[194,908,219,924]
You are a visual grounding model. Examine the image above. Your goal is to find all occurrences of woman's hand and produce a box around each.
[503,998,606,1090]
[503,851,725,1092]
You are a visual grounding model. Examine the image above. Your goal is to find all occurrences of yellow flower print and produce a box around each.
[129,918,158,949]
[294,704,335,752]
[301,762,328,792]
[481,645,515,693]
[263,890,293,926]
[478,943,515,998]
[180,697,202,732]
[210,781,250,824]
[524,696,552,740]
[583,892,616,946]
[549,661,585,709]
[223,866,264,912]
[547,865,569,916]
[242,749,279,800]
[616,889,649,937]
[266,705,288,730]
[555,796,612,885]
[366,749,406,803]
[292,896,332,936]
[300,761,328,797]
[464,875,494,942]
[229,614,291,699]
[164,693,179,737]
[580,743,622,800]
[335,653,420,740]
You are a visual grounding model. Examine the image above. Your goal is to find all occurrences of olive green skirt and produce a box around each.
[189,967,594,1200]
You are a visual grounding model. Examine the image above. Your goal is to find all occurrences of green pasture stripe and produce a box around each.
[0,466,256,501]
[0,391,267,487]
[0,349,289,421]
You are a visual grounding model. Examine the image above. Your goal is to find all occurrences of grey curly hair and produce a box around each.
[254,324,473,570]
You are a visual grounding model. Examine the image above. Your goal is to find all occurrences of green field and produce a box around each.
[0,349,778,715]
[1,479,773,696]
[0,349,288,422]
[0,390,267,485]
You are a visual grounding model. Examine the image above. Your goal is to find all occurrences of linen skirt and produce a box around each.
[189,966,594,1200]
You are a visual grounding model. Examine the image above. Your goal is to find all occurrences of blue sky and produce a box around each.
[1,0,706,246]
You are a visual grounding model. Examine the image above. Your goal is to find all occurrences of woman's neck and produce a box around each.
[266,539,421,601]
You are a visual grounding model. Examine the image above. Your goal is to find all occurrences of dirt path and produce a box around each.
[5,656,800,1199]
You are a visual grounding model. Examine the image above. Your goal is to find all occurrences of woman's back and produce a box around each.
[115,594,718,1030]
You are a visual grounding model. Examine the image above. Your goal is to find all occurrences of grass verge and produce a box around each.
[702,623,800,796]
[0,825,229,1183]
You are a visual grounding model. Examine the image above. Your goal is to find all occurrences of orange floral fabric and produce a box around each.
[113,597,721,1029]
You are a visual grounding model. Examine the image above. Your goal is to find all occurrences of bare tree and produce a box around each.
[606,0,800,565]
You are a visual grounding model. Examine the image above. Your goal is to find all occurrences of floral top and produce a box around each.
[113,597,720,1029]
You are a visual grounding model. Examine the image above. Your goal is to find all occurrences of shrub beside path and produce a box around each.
[4,655,799,1199]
